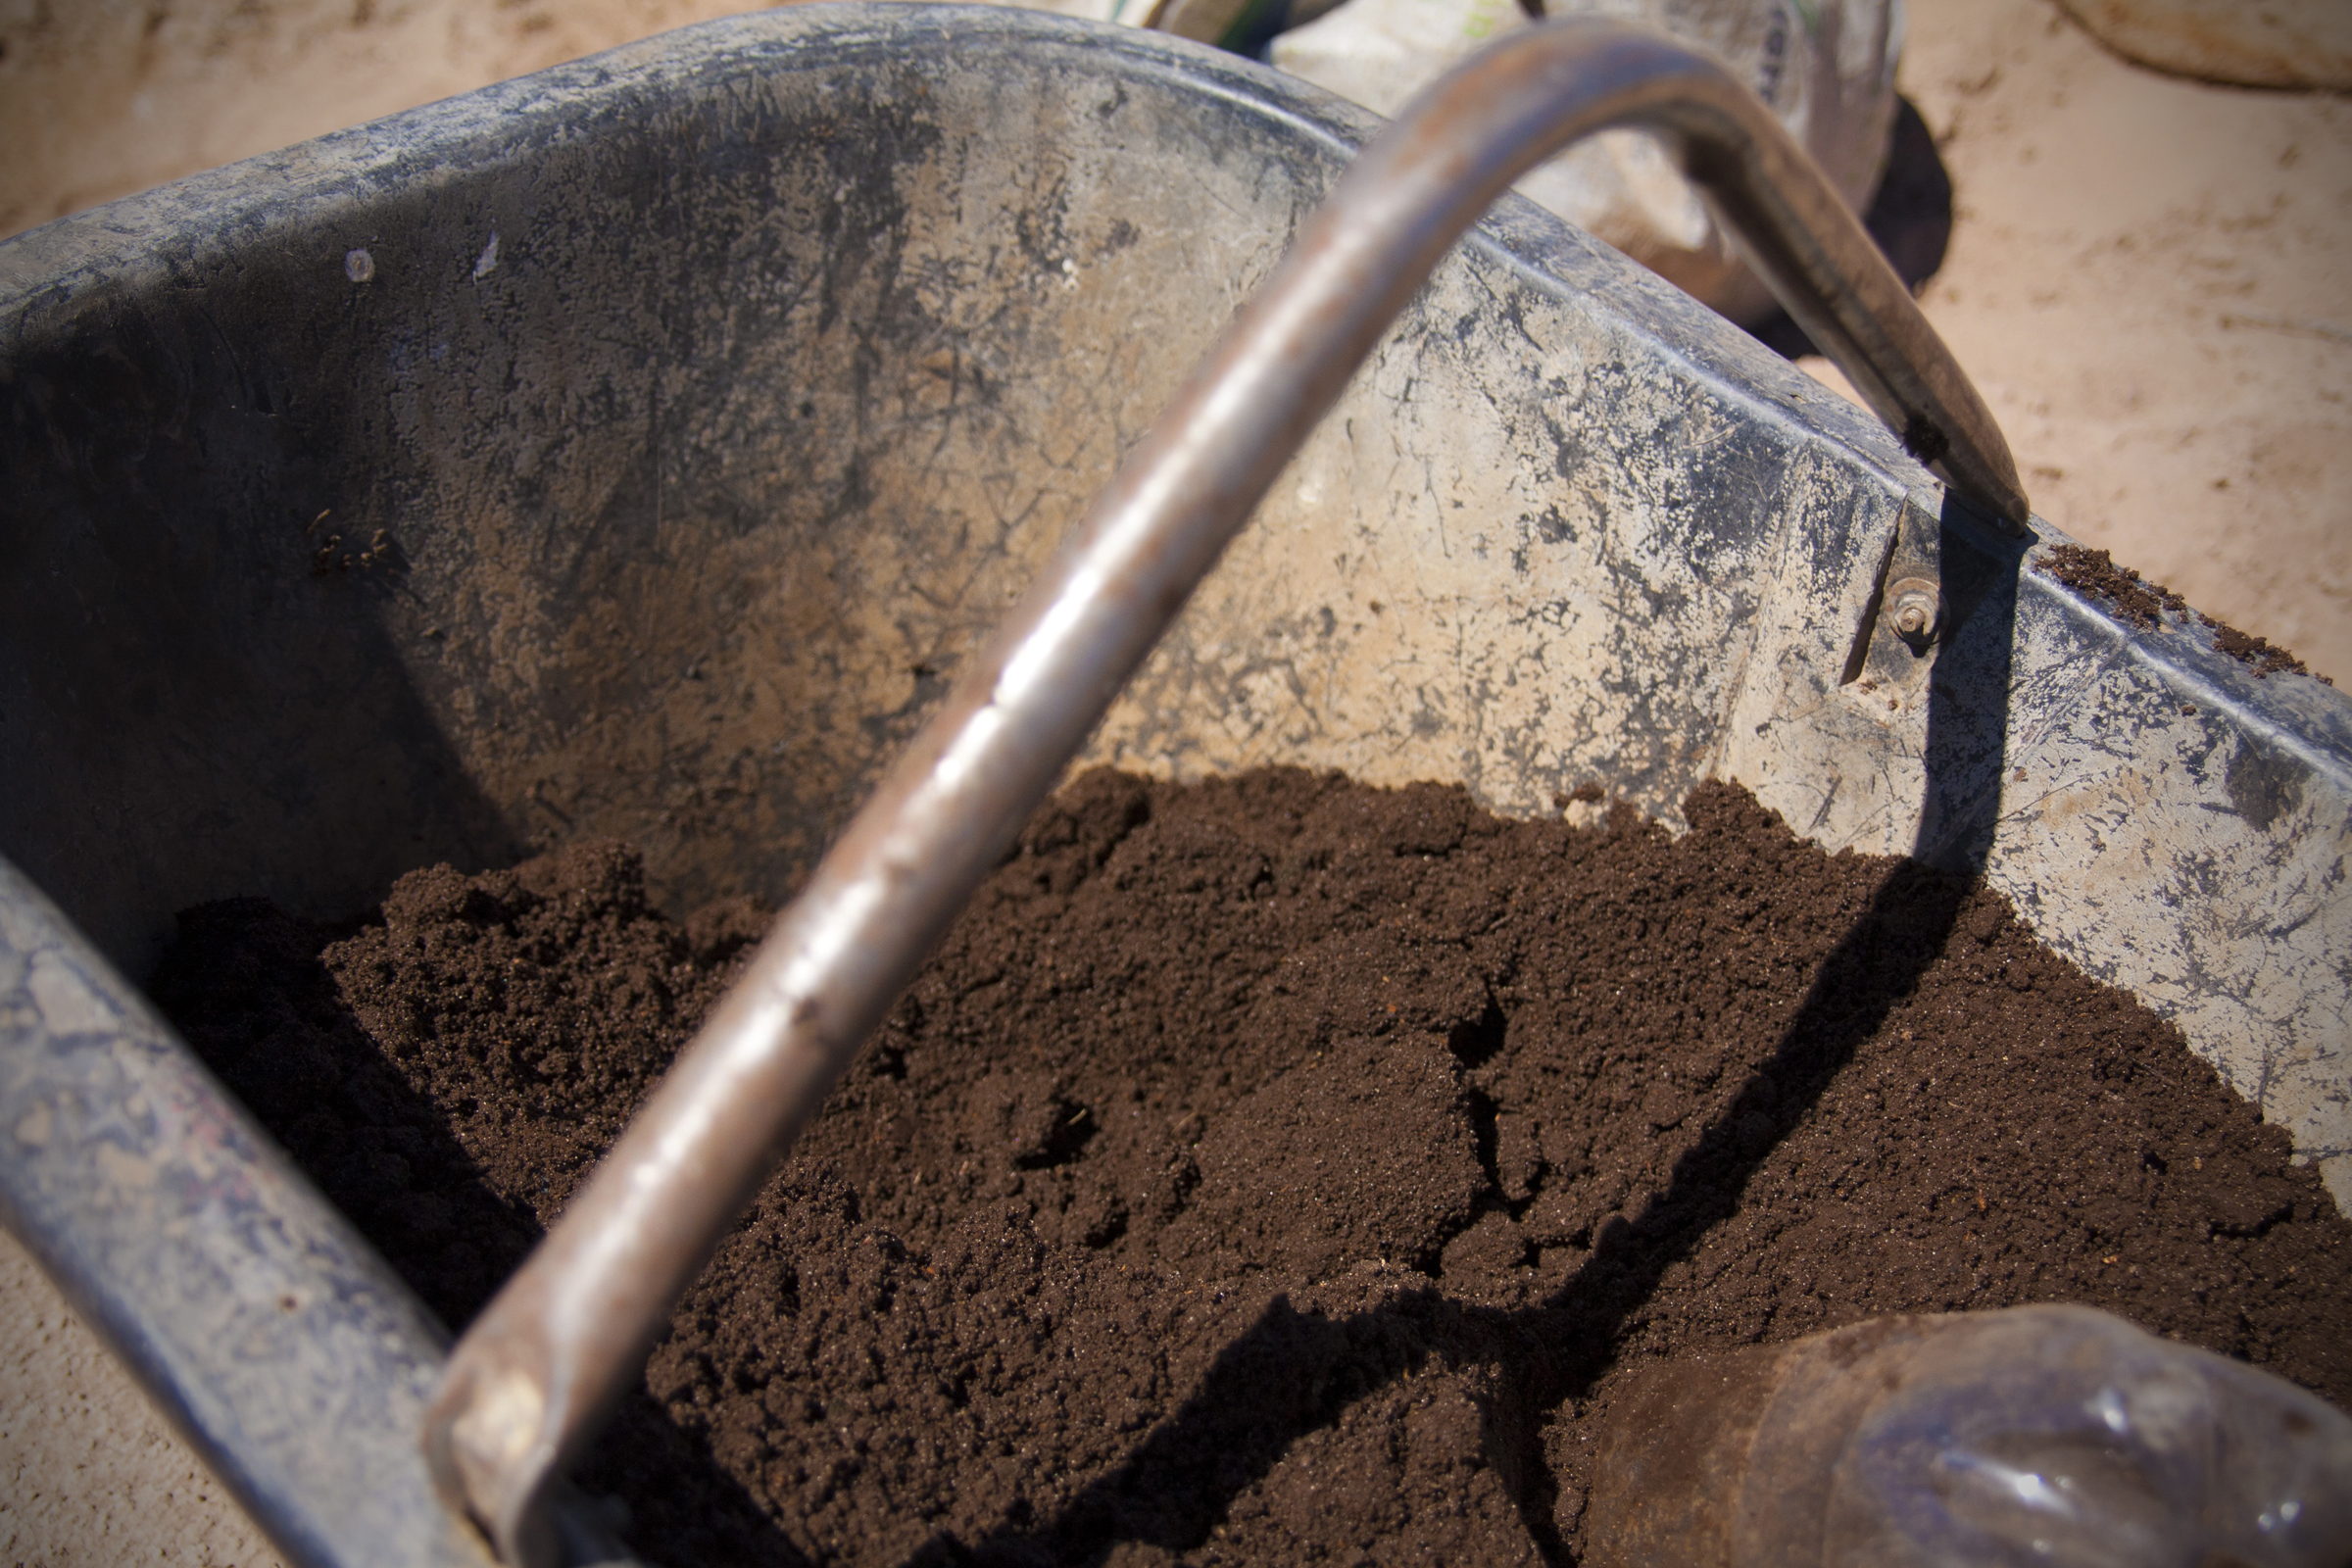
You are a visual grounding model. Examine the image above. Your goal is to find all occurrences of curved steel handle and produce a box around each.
[425,19,2029,1563]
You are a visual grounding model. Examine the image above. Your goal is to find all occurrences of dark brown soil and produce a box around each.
[2039,541,2329,682]
[150,771,2352,1567]
[2040,541,2185,629]
[2203,614,2317,680]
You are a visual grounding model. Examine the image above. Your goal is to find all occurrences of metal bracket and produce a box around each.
[1838,487,1946,718]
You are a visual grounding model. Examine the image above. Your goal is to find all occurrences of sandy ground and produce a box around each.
[1899,0,2350,685]
[0,1235,283,1566]
[0,0,783,239]
[0,0,2345,1562]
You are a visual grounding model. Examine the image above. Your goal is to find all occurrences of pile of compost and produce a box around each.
[151,770,2352,1566]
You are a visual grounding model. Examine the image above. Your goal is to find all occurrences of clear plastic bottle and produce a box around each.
[1588,1304,2352,1568]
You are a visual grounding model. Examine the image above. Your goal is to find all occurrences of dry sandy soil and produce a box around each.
[1893,0,2350,685]
[1,0,2345,1562]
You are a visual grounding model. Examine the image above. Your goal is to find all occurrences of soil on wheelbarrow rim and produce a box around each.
[2038,541,2329,682]
[152,770,2352,1567]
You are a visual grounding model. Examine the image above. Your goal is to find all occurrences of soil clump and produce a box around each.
[2040,542,2328,682]
[2040,541,2185,629]
[151,770,2352,1566]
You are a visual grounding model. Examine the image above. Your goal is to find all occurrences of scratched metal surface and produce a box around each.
[0,861,485,1568]
[0,4,2346,1558]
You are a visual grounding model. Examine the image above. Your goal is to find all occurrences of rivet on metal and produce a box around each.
[1886,576,1941,649]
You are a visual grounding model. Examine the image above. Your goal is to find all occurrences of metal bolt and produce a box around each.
[1886,577,1940,648]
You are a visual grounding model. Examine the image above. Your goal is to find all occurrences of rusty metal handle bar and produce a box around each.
[425,19,2029,1563]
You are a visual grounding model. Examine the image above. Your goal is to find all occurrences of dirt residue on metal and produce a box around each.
[2040,541,2329,682]
[151,770,2352,1567]
[2040,541,2186,628]
[2202,614,2318,679]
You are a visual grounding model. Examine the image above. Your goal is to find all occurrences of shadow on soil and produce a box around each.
[150,487,2016,1566]
[961,495,2023,1567]
[147,903,808,1568]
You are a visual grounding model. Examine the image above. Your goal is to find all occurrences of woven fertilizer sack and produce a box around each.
[1271,0,1903,325]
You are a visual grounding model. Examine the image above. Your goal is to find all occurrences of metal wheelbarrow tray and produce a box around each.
[1,6,2345,1563]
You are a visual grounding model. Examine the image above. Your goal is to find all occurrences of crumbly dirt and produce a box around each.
[2203,615,2319,680]
[2039,541,2187,629]
[149,769,2352,1567]
[2039,541,2329,682]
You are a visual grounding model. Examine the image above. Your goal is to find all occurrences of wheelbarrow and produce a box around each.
[2,7,2345,1564]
